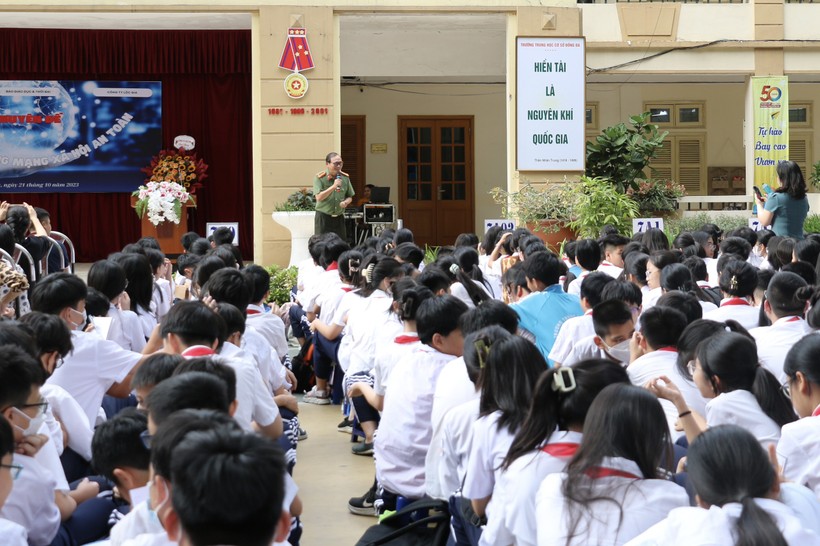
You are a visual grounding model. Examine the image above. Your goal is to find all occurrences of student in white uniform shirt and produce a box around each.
[242,265,290,364]
[622,250,650,295]
[0,419,27,545]
[30,273,152,430]
[642,251,678,311]
[660,263,717,314]
[628,425,820,546]
[779,335,820,497]
[88,260,147,352]
[567,239,601,297]
[550,272,614,366]
[627,306,706,439]
[750,272,813,382]
[565,299,637,368]
[462,331,545,525]
[115,252,160,341]
[145,248,174,324]
[485,360,630,546]
[374,295,468,512]
[535,383,688,546]
[598,234,630,279]
[449,247,496,308]
[703,259,762,330]
[647,332,796,448]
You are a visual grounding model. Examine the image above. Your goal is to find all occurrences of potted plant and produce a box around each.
[627,178,686,218]
[271,188,317,266]
[265,264,299,305]
[489,182,579,247]
[568,176,640,238]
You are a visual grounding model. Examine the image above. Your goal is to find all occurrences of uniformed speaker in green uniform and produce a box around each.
[313,152,355,239]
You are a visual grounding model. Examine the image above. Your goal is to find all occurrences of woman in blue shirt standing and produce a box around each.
[755,160,809,239]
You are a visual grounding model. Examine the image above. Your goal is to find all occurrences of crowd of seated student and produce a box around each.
[4,212,820,546]
[290,222,820,546]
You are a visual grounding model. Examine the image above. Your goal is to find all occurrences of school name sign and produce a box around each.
[516,37,585,171]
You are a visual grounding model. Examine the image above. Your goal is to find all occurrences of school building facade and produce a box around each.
[7,0,820,265]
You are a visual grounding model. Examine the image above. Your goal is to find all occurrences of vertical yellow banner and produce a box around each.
[752,76,789,189]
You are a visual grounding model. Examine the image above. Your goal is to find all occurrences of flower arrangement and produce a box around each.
[132,181,195,226]
[141,148,209,194]
[626,179,686,212]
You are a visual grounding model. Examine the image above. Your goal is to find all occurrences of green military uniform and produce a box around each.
[313,169,355,239]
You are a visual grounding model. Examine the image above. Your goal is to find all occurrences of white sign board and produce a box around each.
[484,219,517,233]
[516,37,586,171]
[632,218,665,234]
[748,217,763,232]
[206,222,239,245]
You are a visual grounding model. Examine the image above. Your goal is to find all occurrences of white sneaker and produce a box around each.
[303,386,330,405]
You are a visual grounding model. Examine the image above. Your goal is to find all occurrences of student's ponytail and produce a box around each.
[450,262,490,306]
[502,359,630,469]
[687,425,788,546]
[394,280,433,322]
[751,364,797,427]
[359,254,402,297]
[338,249,363,287]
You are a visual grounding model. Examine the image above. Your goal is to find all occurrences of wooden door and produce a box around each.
[399,117,474,247]
[341,116,366,196]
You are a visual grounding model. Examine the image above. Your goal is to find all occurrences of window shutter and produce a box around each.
[677,136,706,195]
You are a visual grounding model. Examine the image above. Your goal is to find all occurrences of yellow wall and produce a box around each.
[340,83,506,237]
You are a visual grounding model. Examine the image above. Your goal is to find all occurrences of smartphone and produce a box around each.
[753,186,763,200]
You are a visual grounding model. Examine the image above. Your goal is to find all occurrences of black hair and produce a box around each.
[113,253,154,316]
[719,260,757,298]
[211,227,235,247]
[454,232,479,248]
[88,259,128,301]
[510,228,533,252]
[661,262,713,304]
[502,263,529,300]
[132,353,183,391]
[476,329,544,433]
[621,241,649,263]
[0,225,14,256]
[33,206,50,223]
[675,319,750,381]
[687,425,788,546]
[18,311,73,358]
[720,237,752,262]
[394,243,424,269]
[215,302,246,341]
[173,357,237,404]
[0,417,13,459]
[699,224,723,247]
[717,253,743,279]
[656,290,703,325]
[649,250,679,272]
[697,333,796,428]
[144,248,166,275]
[784,334,820,386]
[161,301,223,347]
[29,272,87,315]
[600,233,630,251]
[241,265,270,304]
[756,229,775,249]
[122,243,146,256]
[482,226,503,256]
[360,255,404,297]
[459,299,519,336]
[171,426,286,546]
[774,238,796,272]
[683,256,708,283]
[85,287,111,318]
[727,227,758,249]
[623,252,649,288]
[146,372,231,428]
[762,272,808,320]
[781,261,816,286]
[453,246,492,305]
[5,206,31,243]
[765,236,784,270]
[320,239,351,269]
[334,249,362,287]
[574,239,602,271]
[521,238,547,259]
[194,256,228,292]
[176,253,201,280]
[189,237,212,257]
[562,384,672,542]
[463,327,508,385]
[641,228,671,253]
[0,322,37,358]
[672,232,695,250]
[210,245,238,270]
[775,160,807,200]
[395,281,433,322]
[91,408,150,485]
[592,300,634,339]
[204,269,251,312]
[416,295,468,346]
[181,232,200,252]
[504,359,630,468]
[639,305,688,349]
[579,271,615,309]
[393,228,415,247]
[0,344,43,408]
[136,237,161,251]
[522,251,565,287]
[150,408,241,481]
[417,266,452,295]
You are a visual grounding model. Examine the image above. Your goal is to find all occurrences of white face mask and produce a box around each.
[602,339,631,364]
[68,307,87,331]
[129,484,150,507]
[11,406,45,437]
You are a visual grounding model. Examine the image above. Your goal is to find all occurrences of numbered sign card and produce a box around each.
[484,219,517,233]
[633,218,664,234]
[516,37,586,171]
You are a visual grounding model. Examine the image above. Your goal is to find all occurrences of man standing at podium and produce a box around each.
[313,152,355,239]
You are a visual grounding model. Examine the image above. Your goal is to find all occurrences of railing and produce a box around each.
[678,195,753,216]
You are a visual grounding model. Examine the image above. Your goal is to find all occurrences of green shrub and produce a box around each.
[568,176,640,238]
[274,188,316,212]
[265,265,298,305]
[804,214,820,235]
[664,213,751,241]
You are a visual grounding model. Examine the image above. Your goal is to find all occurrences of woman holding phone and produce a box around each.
[755,161,809,240]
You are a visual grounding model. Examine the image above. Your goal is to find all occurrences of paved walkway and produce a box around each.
[294,400,376,545]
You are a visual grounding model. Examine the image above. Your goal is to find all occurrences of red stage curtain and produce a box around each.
[0,29,252,262]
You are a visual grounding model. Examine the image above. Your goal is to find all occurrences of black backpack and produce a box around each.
[288,340,315,394]
[355,499,450,546]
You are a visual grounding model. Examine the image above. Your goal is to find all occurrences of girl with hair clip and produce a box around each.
[647,332,796,448]
[628,425,819,546]
[660,263,717,314]
[484,359,630,546]
[778,334,820,497]
[306,249,363,406]
[703,260,761,330]
[448,247,494,308]
[535,383,688,546]
[461,333,546,529]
